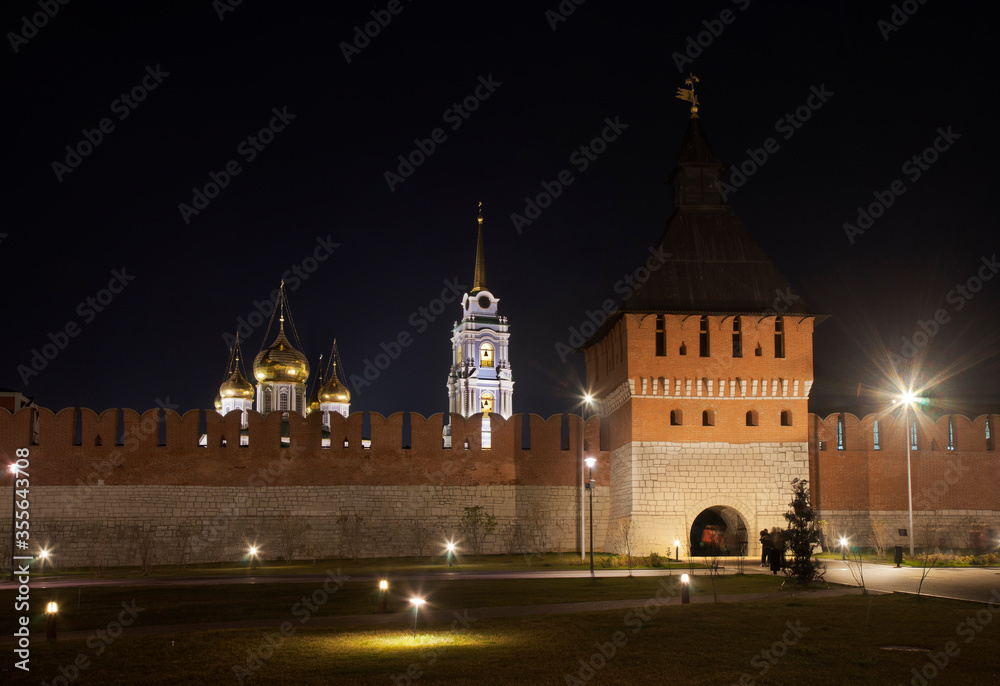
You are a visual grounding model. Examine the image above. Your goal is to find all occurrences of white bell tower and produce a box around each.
[446,204,514,430]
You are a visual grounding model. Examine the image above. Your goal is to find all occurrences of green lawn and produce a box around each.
[1,574,788,632]
[5,594,997,685]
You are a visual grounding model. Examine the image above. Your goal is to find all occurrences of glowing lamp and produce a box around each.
[46,602,58,614]
[379,579,388,591]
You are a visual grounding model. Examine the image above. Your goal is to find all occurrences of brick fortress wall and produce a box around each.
[809,412,1000,549]
[0,408,610,567]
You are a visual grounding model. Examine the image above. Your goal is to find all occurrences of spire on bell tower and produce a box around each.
[471,202,488,295]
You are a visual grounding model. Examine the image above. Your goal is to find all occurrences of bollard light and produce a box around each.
[839,537,848,561]
[45,602,58,642]
[410,597,426,634]
[378,579,388,613]
[681,574,690,605]
[446,541,456,567]
[674,539,681,562]
[248,545,260,571]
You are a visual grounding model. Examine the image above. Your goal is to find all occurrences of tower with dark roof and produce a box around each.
[582,101,820,558]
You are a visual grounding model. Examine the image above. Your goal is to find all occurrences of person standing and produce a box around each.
[769,528,785,575]
[759,528,770,567]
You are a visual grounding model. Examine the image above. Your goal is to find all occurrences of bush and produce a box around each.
[650,551,663,568]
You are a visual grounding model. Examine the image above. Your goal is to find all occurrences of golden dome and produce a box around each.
[318,375,351,404]
[253,327,309,384]
[220,368,254,399]
[214,393,222,411]
[307,383,321,414]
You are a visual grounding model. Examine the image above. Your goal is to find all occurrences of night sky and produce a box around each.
[3,1,997,420]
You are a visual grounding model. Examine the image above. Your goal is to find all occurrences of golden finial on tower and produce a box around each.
[477,201,483,225]
[675,73,700,116]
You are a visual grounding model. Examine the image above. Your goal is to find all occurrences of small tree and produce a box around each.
[459,506,498,556]
[613,516,637,577]
[868,519,890,559]
[782,479,825,585]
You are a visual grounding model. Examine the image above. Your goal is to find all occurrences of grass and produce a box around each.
[4,594,997,685]
[0,574,791,632]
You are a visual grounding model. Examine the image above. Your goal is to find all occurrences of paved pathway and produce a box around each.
[4,559,997,603]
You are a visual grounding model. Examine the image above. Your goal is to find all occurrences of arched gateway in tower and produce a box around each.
[581,88,822,558]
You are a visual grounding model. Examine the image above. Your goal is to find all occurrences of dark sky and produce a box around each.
[3,1,997,420]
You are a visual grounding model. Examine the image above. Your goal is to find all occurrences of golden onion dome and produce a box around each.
[318,375,351,404]
[307,383,321,413]
[214,393,222,411]
[220,368,255,399]
[253,327,309,384]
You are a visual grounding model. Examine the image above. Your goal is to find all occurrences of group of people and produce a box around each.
[759,527,787,574]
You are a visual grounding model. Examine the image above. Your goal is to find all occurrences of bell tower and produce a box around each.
[446,204,514,421]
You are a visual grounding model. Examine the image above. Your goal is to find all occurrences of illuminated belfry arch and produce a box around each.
[253,281,310,418]
[445,203,514,446]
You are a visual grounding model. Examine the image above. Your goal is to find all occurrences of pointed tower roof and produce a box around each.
[626,114,812,315]
[220,334,254,399]
[582,85,821,349]
[471,202,488,294]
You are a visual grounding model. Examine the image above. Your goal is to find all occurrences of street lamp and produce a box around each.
[410,597,425,634]
[839,536,848,561]
[38,548,50,572]
[45,602,58,642]
[584,456,596,574]
[9,464,16,582]
[445,540,456,567]
[896,391,921,557]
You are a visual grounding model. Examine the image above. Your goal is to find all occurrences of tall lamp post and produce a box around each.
[584,457,596,574]
[899,391,919,558]
[9,464,16,582]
